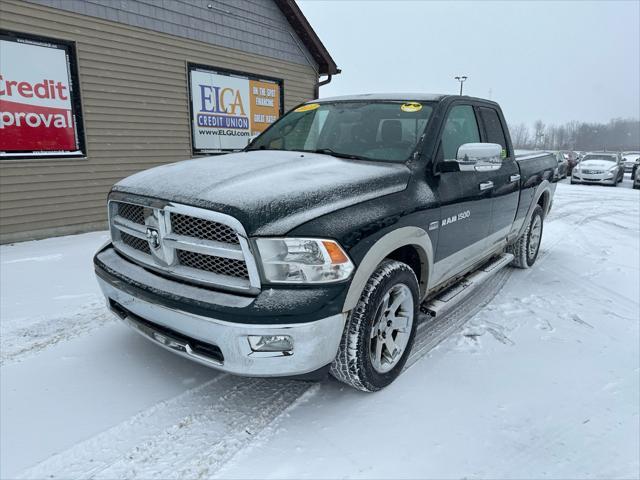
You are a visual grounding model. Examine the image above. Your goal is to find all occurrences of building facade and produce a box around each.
[0,0,338,243]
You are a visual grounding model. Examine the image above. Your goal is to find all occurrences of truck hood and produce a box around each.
[112,150,411,236]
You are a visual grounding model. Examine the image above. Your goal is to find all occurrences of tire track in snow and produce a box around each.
[0,299,115,366]
[18,374,315,480]
[17,272,514,480]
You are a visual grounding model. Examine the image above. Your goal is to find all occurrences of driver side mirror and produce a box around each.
[439,143,503,173]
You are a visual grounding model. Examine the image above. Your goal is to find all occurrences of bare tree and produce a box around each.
[533,120,546,149]
[514,118,639,152]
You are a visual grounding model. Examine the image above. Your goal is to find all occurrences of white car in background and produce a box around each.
[622,152,639,177]
[571,152,624,186]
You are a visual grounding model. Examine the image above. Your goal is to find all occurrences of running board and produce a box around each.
[421,252,514,318]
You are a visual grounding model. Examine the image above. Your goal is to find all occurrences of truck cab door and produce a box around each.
[430,104,492,287]
[477,106,520,247]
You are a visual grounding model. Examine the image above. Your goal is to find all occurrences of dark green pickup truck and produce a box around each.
[94,93,557,391]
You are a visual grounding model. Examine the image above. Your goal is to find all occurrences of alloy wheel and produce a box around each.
[369,283,414,373]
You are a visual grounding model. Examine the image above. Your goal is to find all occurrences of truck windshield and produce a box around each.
[247,101,434,162]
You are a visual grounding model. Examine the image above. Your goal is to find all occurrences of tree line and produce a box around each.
[509,118,640,151]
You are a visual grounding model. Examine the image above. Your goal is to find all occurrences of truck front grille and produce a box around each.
[121,231,151,255]
[118,203,145,225]
[176,250,249,278]
[108,198,260,293]
[170,213,239,245]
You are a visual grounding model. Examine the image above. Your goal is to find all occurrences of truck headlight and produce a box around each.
[255,238,354,283]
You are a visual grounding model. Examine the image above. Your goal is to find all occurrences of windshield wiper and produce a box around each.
[308,148,369,160]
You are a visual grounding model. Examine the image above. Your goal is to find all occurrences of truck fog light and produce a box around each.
[248,335,293,352]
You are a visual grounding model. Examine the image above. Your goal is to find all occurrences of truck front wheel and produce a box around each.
[330,260,419,392]
[508,205,544,269]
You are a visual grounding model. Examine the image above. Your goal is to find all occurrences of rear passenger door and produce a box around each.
[477,106,520,246]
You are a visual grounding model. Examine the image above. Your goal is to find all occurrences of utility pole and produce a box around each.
[454,75,468,95]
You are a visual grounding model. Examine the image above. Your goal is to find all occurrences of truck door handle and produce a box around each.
[509,174,521,182]
[479,181,494,191]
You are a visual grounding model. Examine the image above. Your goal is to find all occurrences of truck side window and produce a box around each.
[441,105,480,160]
[478,107,508,153]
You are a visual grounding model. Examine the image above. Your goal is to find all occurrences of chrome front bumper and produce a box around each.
[97,277,346,377]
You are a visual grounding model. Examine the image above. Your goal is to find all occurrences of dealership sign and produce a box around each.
[188,64,282,153]
[0,32,85,159]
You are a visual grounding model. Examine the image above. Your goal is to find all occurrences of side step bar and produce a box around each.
[421,253,514,318]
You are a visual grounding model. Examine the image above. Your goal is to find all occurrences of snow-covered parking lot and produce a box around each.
[1,179,639,479]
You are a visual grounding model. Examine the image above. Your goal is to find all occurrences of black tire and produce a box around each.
[330,260,419,392]
[507,205,544,269]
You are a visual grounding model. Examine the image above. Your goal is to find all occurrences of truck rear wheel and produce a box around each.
[330,260,419,392]
[508,205,544,269]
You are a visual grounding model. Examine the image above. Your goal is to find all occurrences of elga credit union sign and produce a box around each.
[0,31,85,159]
[188,64,282,153]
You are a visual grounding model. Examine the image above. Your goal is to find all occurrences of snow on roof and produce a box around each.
[316,93,448,102]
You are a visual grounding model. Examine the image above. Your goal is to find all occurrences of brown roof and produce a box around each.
[274,0,340,75]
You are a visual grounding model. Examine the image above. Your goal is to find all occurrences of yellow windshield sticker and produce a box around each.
[295,103,320,112]
[400,102,422,113]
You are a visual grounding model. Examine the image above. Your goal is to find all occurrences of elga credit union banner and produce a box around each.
[0,33,84,159]
[189,65,282,153]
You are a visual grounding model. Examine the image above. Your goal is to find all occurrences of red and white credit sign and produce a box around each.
[0,35,83,157]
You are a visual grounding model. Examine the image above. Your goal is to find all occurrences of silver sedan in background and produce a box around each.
[622,152,639,178]
[571,152,625,186]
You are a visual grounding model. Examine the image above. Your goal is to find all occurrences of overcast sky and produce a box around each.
[298,0,640,127]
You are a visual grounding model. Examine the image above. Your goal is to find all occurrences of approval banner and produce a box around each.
[0,32,85,159]
[189,64,282,153]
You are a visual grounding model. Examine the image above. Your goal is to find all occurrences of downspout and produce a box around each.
[314,69,341,99]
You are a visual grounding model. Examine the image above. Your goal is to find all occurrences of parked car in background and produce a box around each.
[622,152,640,178]
[634,167,640,189]
[561,150,579,175]
[571,152,624,186]
[553,151,568,179]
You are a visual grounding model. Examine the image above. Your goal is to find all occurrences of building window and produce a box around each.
[188,63,283,155]
[0,30,86,160]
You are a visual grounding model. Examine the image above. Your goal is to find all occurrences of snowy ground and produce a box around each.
[1,178,639,479]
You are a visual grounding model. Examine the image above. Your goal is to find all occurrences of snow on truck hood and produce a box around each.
[112,150,411,236]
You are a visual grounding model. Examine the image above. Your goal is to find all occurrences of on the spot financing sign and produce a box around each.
[0,32,84,159]
[189,64,282,153]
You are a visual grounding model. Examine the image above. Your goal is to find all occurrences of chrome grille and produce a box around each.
[582,169,604,174]
[171,213,239,244]
[108,198,260,293]
[117,203,145,225]
[177,250,249,278]
[121,231,151,255]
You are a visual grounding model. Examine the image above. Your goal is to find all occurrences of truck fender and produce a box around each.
[511,180,551,242]
[343,226,434,312]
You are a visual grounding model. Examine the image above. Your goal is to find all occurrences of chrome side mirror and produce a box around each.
[456,143,503,171]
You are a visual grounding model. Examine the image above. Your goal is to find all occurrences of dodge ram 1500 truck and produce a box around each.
[94,94,557,391]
